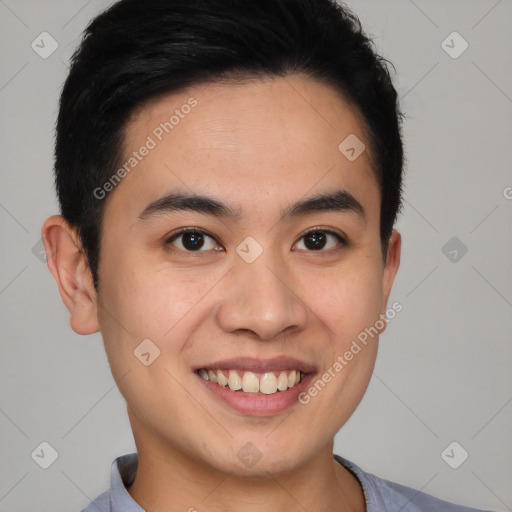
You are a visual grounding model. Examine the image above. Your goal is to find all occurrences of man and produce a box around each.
[41,0,494,510]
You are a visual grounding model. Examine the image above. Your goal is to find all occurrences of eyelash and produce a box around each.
[164,227,347,254]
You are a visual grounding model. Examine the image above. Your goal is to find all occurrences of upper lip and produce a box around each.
[195,356,317,374]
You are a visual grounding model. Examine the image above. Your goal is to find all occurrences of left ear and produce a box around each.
[379,229,401,320]
[41,215,100,335]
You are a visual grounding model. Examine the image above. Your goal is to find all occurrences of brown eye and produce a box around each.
[295,230,345,251]
[166,229,220,252]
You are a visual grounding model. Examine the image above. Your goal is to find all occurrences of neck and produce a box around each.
[127,439,366,512]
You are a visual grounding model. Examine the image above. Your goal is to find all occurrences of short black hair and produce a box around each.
[55,0,404,291]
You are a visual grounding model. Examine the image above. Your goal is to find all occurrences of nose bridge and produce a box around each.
[215,245,309,340]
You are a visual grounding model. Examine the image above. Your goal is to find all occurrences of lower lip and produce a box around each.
[196,372,316,416]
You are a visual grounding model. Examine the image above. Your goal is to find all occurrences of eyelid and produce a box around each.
[165,227,222,250]
[165,227,211,241]
[295,226,347,245]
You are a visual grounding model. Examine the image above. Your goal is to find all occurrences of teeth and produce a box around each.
[277,371,288,391]
[260,372,278,394]
[228,370,242,391]
[216,369,228,387]
[198,368,305,395]
[242,371,259,393]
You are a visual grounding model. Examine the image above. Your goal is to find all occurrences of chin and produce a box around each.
[199,434,309,477]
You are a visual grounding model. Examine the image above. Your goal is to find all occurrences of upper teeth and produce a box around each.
[198,369,304,394]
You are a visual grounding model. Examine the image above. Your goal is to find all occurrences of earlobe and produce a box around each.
[41,215,100,335]
[379,229,402,329]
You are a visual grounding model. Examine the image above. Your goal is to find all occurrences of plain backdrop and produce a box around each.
[1,0,511,511]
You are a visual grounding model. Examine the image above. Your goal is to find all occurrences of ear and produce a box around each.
[379,229,401,326]
[41,215,100,335]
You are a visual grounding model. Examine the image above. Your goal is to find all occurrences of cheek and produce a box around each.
[97,256,226,372]
[302,262,384,343]
[293,268,383,436]
[100,251,202,335]
[96,267,204,420]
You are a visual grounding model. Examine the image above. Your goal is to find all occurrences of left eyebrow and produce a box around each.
[138,189,366,223]
[281,190,366,223]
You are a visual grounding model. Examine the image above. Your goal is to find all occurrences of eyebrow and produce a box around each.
[138,189,366,223]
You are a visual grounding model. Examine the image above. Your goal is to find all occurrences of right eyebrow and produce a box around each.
[138,191,243,222]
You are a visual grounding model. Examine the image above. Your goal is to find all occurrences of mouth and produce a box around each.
[194,357,316,416]
[196,368,306,395]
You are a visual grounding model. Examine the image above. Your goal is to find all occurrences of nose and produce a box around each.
[214,251,309,341]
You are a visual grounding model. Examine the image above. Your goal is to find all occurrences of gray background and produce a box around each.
[1,0,511,510]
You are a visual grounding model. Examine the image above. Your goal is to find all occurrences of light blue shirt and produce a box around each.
[81,453,495,512]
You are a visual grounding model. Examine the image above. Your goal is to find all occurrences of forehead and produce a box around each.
[107,74,379,223]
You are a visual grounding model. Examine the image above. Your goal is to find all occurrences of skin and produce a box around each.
[42,74,401,512]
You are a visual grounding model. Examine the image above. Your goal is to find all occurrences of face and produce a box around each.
[88,74,400,475]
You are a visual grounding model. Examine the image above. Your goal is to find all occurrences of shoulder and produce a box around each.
[80,489,110,512]
[376,478,494,512]
[334,454,496,512]
[79,453,140,512]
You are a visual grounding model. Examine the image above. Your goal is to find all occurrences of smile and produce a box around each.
[197,369,305,395]
[194,357,316,415]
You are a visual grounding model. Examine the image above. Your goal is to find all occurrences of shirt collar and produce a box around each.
[109,453,144,511]
[107,452,385,512]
